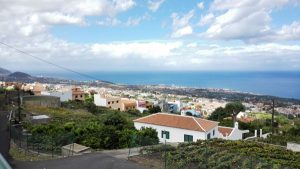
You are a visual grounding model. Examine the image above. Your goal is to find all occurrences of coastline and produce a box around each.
[31,71,300,100]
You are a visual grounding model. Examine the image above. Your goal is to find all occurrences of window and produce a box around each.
[118,108,120,111]
[161,131,170,139]
[184,134,193,142]
[108,101,110,104]
[116,101,119,103]
[112,101,114,104]
[213,130,215,136]
[207,133,211,139]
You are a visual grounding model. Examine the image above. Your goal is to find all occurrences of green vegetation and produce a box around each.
[208,102,300,144]
[141,139,300,169]
[208,102,245,124]
[22,103,158,151]
[147,105,161,114]
[9,143,56,161]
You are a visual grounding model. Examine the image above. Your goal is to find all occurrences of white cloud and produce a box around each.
[148,0,165,12]
[96,17,121,26]
[197,2,204,9]
[186,43,197,48]
[0,0,136,39]
[91,41,182,58]
[190,58,204,64]
[277,21,300,40]
[96,13,150,27]
[1,37,300,71]
[171,10,194,28]
[171,26,193,38]
[0,0,300,72]
[125,14,150,26]
[198,13,214,26]
[165,61,177,66]
[202,0,297,42]
[171,10,194,38]
[39,12,84,25]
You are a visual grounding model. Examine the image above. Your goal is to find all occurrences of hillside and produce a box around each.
[6,71,34,82]
[0,67,11,76]
[136,139,300,169]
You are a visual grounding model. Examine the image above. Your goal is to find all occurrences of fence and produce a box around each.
[10,124,76,158]
[127,134,159,158]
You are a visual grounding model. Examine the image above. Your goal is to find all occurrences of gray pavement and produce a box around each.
[11,152,148,169]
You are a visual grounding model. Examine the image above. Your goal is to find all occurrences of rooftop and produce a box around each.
[218,126,233,137]
[133,113,218,132]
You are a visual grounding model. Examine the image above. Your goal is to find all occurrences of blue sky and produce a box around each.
[0,0,300,72]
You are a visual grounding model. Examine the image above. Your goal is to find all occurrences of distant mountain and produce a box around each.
[2,70,114,86]
[6,71,34,82]
[0,67,11,76]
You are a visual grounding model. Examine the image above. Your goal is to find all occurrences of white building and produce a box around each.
[134,113,249,143]
[134,113,219,143]
[41,91,72,102]
[94,94,107,107]
[218,122,249,140]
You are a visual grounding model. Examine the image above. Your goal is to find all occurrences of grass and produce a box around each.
[9,143,58,161]
[250,112,272,119]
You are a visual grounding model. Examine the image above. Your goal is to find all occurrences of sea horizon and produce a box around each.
[32,71,300,100]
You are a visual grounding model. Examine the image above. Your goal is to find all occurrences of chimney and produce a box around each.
[234,122,239,129]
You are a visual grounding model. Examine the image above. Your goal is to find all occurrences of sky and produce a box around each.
[0,0,300,72]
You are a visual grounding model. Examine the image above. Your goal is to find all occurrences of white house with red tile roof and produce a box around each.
[133,113,249,143]
[133,113,219,143]
[218,122,249,140]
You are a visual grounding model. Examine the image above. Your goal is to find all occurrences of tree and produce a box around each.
[149,106,161,114]
[85,101,98,114]
[224,102,245,126]
[126,109,141,116]
[103,112,132,130]
[99,125,120,149]
[137,127,159,146]
[208,107,230,121]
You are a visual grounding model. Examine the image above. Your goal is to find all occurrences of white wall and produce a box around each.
[287,142,300,152]
[226,128,247,140]
[94,94,107,107]
[218,123,249,140]
[41,91,72,102]
[134,122,218,143]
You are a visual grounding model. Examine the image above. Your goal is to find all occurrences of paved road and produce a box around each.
[12,152,148,169]
[0,111,10,160]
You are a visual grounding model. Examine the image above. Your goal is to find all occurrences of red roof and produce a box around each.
[133,113,218,132]
[218,126,233,137]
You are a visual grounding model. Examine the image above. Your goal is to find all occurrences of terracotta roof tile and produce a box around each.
[134,113,218,132]
[218,126,233,137]
[195,118,219,131]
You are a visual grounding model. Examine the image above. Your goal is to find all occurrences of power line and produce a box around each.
[0,41,99,81]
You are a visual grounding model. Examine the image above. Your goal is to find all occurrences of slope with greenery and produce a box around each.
[20,102,158,151]
[141,139,300,169]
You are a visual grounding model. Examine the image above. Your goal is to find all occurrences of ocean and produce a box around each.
[35,71,300,99]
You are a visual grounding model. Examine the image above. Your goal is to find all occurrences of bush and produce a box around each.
[149,106,161,114]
